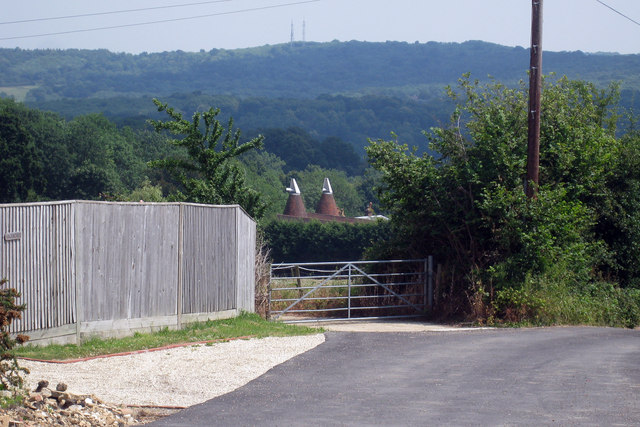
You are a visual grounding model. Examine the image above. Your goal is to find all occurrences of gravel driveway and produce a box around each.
[21,334,325,408]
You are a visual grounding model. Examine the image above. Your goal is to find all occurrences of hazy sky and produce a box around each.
[1,0,639,54]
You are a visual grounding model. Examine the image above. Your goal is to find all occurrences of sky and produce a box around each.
[1,0,639,54]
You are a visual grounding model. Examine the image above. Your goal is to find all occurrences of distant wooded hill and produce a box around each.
[1,40,639,151]
[2,40,640,99]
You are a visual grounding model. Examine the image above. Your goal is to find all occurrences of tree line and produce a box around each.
[0,97,378,220]
[3,41,640,101]
[27,92,452,155]
[3,73,640,327]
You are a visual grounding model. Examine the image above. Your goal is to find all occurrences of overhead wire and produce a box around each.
[595,0,640,27]
[0,0,321,41]
[0,1,233,25]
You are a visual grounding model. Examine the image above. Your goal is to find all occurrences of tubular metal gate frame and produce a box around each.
[269,257,433,323]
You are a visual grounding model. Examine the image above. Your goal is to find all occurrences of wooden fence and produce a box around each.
[0,201,256,344]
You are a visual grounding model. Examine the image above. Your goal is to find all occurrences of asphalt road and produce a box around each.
[152,327,640,426]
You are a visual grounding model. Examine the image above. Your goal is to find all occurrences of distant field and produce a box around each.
[0,85,37,101]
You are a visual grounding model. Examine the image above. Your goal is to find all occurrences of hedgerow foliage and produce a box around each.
[367,74,640,326]
[263,219,391,263]
[0,278,29,396]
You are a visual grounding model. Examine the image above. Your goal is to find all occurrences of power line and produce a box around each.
[0,1,233,25]
[596,0,640,27]
[0,0,321,41]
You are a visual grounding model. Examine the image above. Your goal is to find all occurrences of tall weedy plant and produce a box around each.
[0,278,29,397]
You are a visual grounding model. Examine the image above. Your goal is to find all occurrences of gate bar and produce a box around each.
[284,314,424,324]
[271,259,427,269]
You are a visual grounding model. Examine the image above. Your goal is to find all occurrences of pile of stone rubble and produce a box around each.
[0,381,174,426]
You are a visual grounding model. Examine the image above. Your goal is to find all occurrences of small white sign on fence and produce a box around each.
[3,231,21,242]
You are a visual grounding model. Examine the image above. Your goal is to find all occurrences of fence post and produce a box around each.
[73,202,82,344]
[348,263,352,319]
[423,258,428,311]
[294,266,303,298]
[267,265,272,321]
[176,203,184,329]
[428,256,434,309]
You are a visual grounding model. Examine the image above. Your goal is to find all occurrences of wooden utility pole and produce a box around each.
[526,0,543,198]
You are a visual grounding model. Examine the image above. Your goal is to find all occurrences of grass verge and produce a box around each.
[13,312,321,361]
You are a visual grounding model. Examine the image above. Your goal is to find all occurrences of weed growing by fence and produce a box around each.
[255,231,271,318]
[0,278,29,405]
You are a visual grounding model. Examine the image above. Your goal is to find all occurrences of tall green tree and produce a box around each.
[0,103,43,202]
[149,99,266,219]
[0,98,171,201]
[238,150,288,221]
[64,114,126,198]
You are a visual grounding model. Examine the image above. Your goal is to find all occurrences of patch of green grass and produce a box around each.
[0,392,25,409]
[13,312,321,361]
[0,86,38,102]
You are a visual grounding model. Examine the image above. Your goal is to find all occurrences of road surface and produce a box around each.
[152,326,640,426]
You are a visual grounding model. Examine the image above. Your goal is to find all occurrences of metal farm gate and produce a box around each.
[269,258,433,322]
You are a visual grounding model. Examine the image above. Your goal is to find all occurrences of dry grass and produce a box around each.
[254,231,271,318]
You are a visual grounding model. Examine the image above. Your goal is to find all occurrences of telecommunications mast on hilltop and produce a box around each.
[290,20,294,43]
[290,19,306,44]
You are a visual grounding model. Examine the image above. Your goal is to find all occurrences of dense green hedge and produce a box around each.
[367,75,640,327]
[263,219,391,263]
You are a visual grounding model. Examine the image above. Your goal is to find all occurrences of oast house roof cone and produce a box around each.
[278,177,383,223]
[315,177,340,216]
[283,178,307,217]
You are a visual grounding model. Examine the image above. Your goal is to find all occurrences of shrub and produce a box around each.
[492,287,546,325]
[484,263,640,328]
[0,278,29,403]
[367,75,636,324]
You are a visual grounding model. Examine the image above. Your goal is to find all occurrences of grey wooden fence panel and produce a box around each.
[75,203,179,323]
[181,205,238,314]
[236,208,256,312]
[142,205,180,318]
[0,202,75,333]
[1,201,255,340]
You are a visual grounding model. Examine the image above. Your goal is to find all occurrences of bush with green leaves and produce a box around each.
[0,278,29,401]
[122,178,166,202]
[366,74,640,326]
